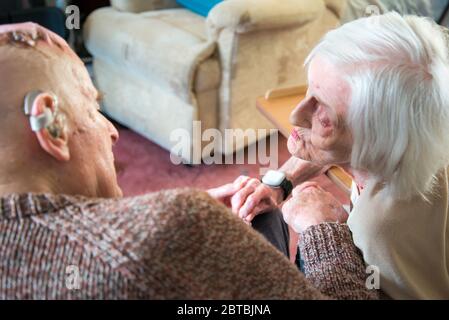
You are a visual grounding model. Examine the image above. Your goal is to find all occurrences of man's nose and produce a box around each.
[289,97,314,129]
[108,120,119,145]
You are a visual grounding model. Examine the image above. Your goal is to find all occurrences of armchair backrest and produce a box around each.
[110,0,179,13]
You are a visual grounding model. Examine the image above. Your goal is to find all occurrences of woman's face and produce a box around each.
[287,56,353,166]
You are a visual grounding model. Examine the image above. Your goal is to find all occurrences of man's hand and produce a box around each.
[282,182,348,234]
[208,175,281,223]
[208,158,329,224]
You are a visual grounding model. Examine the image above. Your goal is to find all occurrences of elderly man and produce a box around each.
[212,12,449,299]
[0,22,377,299]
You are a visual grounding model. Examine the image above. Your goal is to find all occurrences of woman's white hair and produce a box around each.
[306,12,449,199]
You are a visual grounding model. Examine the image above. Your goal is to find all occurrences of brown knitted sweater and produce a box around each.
[0,189,378,300]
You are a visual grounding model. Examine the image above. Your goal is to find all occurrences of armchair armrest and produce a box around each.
[110,0,179,13]
[206,0,325,36]
[323,0,346,19]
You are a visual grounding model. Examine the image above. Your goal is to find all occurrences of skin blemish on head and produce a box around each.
[0,30,56,60]
[1,24,76,63]
[7,30,40,47]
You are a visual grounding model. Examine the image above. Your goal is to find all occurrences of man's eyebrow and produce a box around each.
[96,91,104,102]
[93,90,104,111]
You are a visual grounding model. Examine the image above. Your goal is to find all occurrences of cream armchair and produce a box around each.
[84,0,342,162]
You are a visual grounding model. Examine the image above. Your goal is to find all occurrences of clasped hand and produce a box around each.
[208,177,348,232]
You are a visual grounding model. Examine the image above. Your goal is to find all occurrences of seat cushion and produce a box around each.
[84,7,219,104]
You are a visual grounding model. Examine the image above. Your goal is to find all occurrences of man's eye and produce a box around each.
[96,91,105,103]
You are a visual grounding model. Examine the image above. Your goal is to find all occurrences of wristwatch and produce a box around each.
[261,170,293,201]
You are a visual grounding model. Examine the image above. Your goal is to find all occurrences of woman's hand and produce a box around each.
[282,182,348,234]
[208,175,281,223]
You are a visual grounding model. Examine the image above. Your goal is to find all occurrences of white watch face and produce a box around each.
[262,170,286,187]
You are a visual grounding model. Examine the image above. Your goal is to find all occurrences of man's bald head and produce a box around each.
[0,23,121,198]
[0,23,89,129]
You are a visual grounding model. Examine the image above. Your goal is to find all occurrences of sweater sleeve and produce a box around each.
[98,189,378,299]
[299,223,379,300]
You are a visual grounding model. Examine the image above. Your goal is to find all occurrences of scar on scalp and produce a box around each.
[5,30,42,47]
[0,30,61,59]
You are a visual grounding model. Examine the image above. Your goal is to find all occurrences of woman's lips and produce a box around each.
[291,128,300,141]
[290,128,307,151]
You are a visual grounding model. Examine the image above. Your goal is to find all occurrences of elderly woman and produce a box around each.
[211,12,449,299]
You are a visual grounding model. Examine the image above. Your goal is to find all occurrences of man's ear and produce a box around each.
[31,93,70,162]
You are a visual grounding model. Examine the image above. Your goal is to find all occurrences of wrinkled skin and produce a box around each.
[0,23,121,198]
[210,56,353,231]
[282,182,348,234]
[208,176,278,223]
[287,57,352,165]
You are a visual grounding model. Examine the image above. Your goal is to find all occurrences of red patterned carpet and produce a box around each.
[113,125,348,204]
[113,125,349,260]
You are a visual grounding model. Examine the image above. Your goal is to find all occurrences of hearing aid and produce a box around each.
[23,90,60,137]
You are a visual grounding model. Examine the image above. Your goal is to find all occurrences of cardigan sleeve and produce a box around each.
[300,223,379,300]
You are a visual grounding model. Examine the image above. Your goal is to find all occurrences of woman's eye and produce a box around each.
[317,107,331,128]
[319,117,331,128]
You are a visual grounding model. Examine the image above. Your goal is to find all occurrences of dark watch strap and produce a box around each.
[280,178,293,201]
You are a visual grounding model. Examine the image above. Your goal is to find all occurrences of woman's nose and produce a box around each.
[289,97,314,129]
